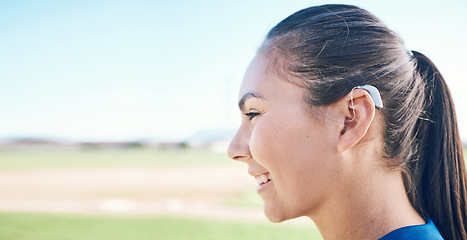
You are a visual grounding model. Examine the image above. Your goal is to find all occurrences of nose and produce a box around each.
[227,126,251,162]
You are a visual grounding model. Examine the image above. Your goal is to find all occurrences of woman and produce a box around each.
[228,4,467,240]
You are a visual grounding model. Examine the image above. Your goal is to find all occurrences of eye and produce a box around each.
[245,110,260,120]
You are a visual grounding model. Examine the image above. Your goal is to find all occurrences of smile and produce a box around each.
[255,173,272,186]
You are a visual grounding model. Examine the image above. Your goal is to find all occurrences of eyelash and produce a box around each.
[245,112,260,120]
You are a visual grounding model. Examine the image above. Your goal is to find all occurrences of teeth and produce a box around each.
[260,175,268,183]
[255,173,272,185]
[256,177,263,185]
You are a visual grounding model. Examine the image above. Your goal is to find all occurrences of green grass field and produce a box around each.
[0,147,229,171]
[0,212,322,240]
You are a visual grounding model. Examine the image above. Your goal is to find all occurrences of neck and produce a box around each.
[309,167,425,240]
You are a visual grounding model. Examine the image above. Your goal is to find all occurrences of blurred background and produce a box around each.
[0,0,465,239]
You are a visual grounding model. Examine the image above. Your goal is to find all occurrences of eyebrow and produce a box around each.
[238,92,264,112]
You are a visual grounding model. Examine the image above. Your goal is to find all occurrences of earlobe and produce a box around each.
[336,89,376,152]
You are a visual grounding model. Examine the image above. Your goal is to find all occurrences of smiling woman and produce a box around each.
[228,4,467,240]
[233,54,343,224]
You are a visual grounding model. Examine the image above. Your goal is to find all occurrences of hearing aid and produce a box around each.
[353,85,383,109]
[347,85,383,123]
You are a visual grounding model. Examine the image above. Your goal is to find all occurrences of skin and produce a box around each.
[228,52,425,240]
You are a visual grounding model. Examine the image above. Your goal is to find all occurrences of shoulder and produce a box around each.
[379,219,444,240]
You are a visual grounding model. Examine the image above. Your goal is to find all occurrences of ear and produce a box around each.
[336,89,376,152]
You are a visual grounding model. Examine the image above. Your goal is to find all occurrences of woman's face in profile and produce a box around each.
[228,53,343,222]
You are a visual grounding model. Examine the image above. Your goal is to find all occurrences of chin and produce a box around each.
[266,215,287,223]
[263,203,296,223]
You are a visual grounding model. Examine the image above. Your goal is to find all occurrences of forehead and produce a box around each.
[238,53,307,107]
[239,54,268,97]
[239,53,285,97]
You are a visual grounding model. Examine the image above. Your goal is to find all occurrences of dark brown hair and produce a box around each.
[263,4,467,239]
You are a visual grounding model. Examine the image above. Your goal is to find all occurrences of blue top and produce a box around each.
[379,219,443,240]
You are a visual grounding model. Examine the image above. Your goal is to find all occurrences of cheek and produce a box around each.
[249,116,314,172]
[248,117,286,167]
[249,120,271,148]
[250,115,337,185]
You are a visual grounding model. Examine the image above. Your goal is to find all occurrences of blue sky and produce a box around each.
[1,0,466,142]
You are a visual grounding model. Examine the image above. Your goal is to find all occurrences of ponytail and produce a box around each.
[410,51,467,239]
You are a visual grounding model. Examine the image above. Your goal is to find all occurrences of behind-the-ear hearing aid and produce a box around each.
[354,85,383,109]
[347,85,383,123]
